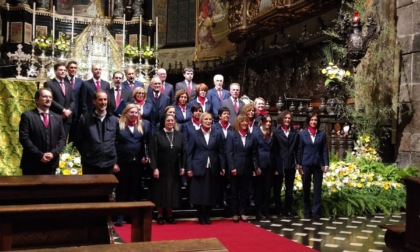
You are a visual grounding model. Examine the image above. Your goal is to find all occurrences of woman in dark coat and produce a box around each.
[187,112,226,224]
[226,114,259,223]
[114,104,151,226]
[253,114,275,221]
[150,114,186,224]
[297,112,329,220]
[272,110,300,218]
[174,89,191,126]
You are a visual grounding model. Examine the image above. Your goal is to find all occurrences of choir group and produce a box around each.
[19,62,329,227]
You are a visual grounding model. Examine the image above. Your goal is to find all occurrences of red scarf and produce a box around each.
[265,133,270,140]
[248,119,254,128]
[135,99,145,106]
[220,120,229,129]
[258,110,268,116]
[308,126,317,136]
[178,102,186,112]
[127,120,137,127]
[198,96,206,105]
[281,125,289,131]
[239,128,247,137]
[201,125,211,132]
[192,117,200,127]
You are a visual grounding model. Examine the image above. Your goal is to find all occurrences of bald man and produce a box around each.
[147,68,174,104]
[80,64,110,114]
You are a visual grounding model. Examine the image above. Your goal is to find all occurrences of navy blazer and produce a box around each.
[187,129,226,176]
[19,109,66,172]
[188,98,213,114]
[145,93,171,131]
[107,87,132,116]
[175,80,197,100]
[80,79,110,114]
[116,120,151,164]
[174,104,192,126]
[147,82,174,104]
[272,127,300,173]
[122,80,144,92]
[135,101,153,122]
[68,76,83,120]
[253,128,275,171]
[206,88,230,119]
[221,98,245,125]
[297,129,329,168]
[226,131,259,176]
[44,78,75,124]
[211,122,233,142]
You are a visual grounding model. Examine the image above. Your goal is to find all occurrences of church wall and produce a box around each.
[396,0,420,168]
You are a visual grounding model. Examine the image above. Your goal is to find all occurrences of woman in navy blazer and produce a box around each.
[226,114,259,223]
[187,112,226,224]
[272,110,300,218]
[132,87,152,121]
[114,104,151,226]
[253,115,275,221]
[174,89,191,126]
[188,83,213,114]
[297,112,329,220]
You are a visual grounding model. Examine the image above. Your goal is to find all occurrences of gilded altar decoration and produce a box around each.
[124,44,139,58]
[35,34,52,50]
[321,62,351,86]
[55,33,71,52]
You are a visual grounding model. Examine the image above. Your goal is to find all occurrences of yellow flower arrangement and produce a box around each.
[124,44,139,58]
[321,62,351,86]
[353,134,380,162]
[55,33,71,52]
[56,144,82,175]
[35,34,53,50]
[140,45,156,59]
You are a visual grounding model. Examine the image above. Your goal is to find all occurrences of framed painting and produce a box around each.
[56,0,110,17]
[36,25,48,37]
[129,34,138,47]
[24,23,32,44]
[195,0,236,61]
[10,22,22,43]
[115,33,123,47]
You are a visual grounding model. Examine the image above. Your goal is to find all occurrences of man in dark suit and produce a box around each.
[122,67,144,93]
[146,77,171,133]
[80,64,111,115]
[19,88,66,175]
[108,71,131,117]
[221,83,245,125]
[175,67,197,100]
[44,62,75,140]
[207,74,230,121]
[147,68,174,104]
[66,60,83,143]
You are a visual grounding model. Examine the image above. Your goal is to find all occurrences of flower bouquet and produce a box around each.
[55,33,71,52]
[124,44,139,58]
[56,143,82,175]
[321,62,351,86]
[140,45,156,59]
[35,34,53,51]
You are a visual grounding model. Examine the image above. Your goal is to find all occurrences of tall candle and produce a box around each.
[32,2,36,40]
[122,14,126,47]
[52,6,55,41]
[139,15,142,48]
[155,16,158,49]
[71,8,75,43]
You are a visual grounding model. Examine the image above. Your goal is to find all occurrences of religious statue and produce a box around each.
[36,0,49,10]
[114,0,124,18]
[132,0,144,17]
[16,0,29,5]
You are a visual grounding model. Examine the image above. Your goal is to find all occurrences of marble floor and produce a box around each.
[250,213,405,252]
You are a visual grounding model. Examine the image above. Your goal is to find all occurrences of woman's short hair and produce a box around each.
[241,103,256,115]
[175,89,190,103]
[277,110,292,126]
[218,106,230,117]
[233,114,249,132]
[132,86,146,100]
[195,83,209,94]
[190,103,203,113]
[199,112,213,123]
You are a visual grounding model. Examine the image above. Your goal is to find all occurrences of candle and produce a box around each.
[52,6,55,41]
[122,14,126,47]
[353,10,360,23]
[139,15,142,48]
[71,8,74,43]
[155,16,158,49]
[32,2,36,40]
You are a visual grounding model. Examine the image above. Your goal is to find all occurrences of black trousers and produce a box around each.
[254,168,273,215]
[302,165,323,218]
[115,161,143,202]
[273,168,296,214]
[230,175,250,216]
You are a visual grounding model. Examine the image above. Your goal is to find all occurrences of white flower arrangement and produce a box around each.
[56,144,82,175]
[321,62,351,86]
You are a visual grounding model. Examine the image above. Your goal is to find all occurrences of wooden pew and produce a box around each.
[0,201,154,251]
[13,238,228,252]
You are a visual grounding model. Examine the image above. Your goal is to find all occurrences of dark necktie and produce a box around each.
[41,112,49,128]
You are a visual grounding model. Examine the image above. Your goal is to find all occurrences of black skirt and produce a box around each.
[190,168,220,206]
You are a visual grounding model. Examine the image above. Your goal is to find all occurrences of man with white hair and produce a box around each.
[207,74,230,122]
[146,77,171,133]
[147,68,174,104]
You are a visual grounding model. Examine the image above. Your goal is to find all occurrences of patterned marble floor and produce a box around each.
[251,213,405,252]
